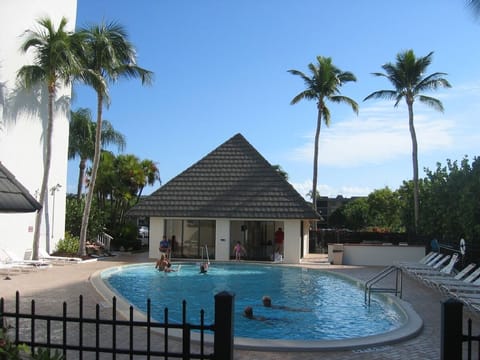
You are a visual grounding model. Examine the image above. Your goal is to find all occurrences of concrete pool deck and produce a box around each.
[0,251,478,359]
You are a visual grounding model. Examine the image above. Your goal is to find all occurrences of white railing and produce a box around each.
[96,232,113,251]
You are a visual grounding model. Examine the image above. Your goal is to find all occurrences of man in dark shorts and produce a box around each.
[274,227,284,254]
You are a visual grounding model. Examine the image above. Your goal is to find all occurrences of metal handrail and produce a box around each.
[364,265,403,305]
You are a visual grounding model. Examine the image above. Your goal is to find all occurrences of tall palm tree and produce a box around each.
[136,159,161,203]
[76,21,153,256]
[364,50,451,233]
[17,17,82,260]
[289,56,358,210]
[69,107,126,199]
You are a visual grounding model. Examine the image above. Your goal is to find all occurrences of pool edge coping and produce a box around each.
[89,262,423,352]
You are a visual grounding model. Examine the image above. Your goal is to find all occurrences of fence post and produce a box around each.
[213,291,235,360]
[441,298,463,360]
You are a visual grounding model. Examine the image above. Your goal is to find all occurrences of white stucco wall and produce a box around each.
[0,0,77,257]
[301,220,310,258]
[327,243,426,266]
[283,220,301,264]
[149,217,165,259]
[215,219,230,261]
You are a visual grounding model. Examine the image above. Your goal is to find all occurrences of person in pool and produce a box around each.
[199,262,208,274]
[155,255,175,272]
[243,306,267,321]
[262,295,310,312]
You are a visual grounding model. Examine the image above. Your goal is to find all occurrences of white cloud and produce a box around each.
[290,179,372,199]
[288,102,455,168]
[285,81,480,198]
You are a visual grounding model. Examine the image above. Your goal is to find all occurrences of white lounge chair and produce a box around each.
[421,263,476,289]
[401,254,451,273]
[396,251,438,268]
[24,249,82,265]
[449,288,480,311]
[0,249,50,269]
[439,270,480,296]
[411,253,459,278]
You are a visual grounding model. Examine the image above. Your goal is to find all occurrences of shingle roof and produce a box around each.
[129,133,320,220]
[0,162,42,213]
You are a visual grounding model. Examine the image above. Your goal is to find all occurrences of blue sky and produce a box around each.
[70,0,480,199]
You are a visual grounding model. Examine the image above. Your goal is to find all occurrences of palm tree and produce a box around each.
[0,79,5,131]
[69,107,126,199]
[289,56,358,210]
[364,50,451,233]
[272,164,288,181]
[76,21,153,256]
[17,17,82,260]
[136,159,161,203]
[468,0,480,17]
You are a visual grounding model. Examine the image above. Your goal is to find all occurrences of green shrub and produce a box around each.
[0,328,30,359]
[54,232,79,255]
[32,348,64,360]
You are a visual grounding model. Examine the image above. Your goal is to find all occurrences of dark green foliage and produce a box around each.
[331,156,480,247]
[419,156,480,242]
[65,195,105,239]
[367,188,403,232]
[330,197,369,230]
[111,221,141,251]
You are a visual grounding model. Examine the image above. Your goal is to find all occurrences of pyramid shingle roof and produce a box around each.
[0,162,42,213]
[128,133,320,219]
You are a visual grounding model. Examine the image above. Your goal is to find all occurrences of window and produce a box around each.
[164,219,215,259]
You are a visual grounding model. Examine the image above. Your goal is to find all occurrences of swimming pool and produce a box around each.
[94,262,422,350]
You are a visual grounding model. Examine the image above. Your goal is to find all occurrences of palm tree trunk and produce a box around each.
[77,158,86,200]
[136,187,144,204]
[79,92,103,256]
[312,107,322,210]
[32,87,55,260]
[44,194,50,252]
[309,107,323,255]
[407,101,420,233]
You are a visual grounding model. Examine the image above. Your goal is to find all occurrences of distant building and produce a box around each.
[0,1,76,256]
[316,195,363,225]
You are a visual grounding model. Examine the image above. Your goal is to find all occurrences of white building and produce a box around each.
[129,134,321,264]
[0,0,77,256]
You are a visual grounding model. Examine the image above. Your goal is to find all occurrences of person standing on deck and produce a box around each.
[274,227,284,255]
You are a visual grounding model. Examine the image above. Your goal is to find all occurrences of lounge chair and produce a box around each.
[24,249,82,265]
[410,253,459,278]
[439,270,480,296]
[400,253,451,273]
[0,249,50,269]
[421,263,476,289]
[448,288,480,312]
[396,251,438,268]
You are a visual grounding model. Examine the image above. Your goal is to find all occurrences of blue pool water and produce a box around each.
[102,263,404,340]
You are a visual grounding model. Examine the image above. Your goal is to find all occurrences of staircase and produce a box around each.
[300,253,330,265]
[96,232,113,251]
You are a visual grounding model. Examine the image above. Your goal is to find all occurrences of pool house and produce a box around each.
[128,133,321,263]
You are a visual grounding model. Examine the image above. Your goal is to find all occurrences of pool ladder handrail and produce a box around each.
[201,245,210,265]
[364,265,403,306]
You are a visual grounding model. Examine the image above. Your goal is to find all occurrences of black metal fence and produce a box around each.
[0,291,234,360]
[441,298,480,360]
